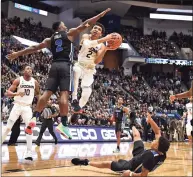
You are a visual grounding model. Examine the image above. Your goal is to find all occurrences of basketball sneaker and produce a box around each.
[25,117,37,135]
[56,123,72,140]
[113,148,120,153]
[72,99,83,114]
[71,158,89,166]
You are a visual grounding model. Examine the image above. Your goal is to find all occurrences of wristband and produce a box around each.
[130,172,133,176]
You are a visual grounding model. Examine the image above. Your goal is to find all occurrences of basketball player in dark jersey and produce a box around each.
[7,8,111,139]
[71,112,170,176]
[113,97,129,153]
[170,81,193,102]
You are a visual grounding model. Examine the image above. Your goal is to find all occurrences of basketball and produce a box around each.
[107,33,122,50]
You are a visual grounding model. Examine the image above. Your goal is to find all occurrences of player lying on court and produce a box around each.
[72,23,122,113]
[2,65,40,161]
[72,112,170,176]
[7,8,111,140]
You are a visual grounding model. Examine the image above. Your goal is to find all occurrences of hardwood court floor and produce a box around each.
[1,142,192,176]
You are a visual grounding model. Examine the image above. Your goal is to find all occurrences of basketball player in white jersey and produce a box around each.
[184,97,192,143]
[2,65,40,161]
[72,23,117,113]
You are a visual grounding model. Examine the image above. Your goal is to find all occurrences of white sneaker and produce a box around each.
[24,150,33,162]
[113,148,120,153]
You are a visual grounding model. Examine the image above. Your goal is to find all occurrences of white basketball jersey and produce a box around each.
[14,76,35,105]
[186,102,192,121]
[78,39,102,66]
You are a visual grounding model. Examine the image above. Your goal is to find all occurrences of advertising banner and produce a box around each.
[2,123,132,143]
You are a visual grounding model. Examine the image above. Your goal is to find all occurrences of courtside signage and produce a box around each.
[2,123,131,143]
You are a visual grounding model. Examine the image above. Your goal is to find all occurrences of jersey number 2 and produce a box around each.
[24,89,30,96]
[55,39,63,52]
[86,48,93,58]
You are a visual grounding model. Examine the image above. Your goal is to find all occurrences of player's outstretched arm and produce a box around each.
[5,78,24,97]
[67,8,111,38]
[122,166,149,176]
[6,38,51,61]
[170,85,193,102]
[146,112,161,139]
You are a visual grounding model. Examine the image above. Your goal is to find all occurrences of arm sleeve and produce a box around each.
[142,151,154,171]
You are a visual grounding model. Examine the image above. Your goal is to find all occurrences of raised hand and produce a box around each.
[99,8,111,17]
[6,51,19,61]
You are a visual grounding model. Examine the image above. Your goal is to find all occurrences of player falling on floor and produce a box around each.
[72,112,170,176]
[2,65,40,161]
[72,23,119,113]
[184,97,192,143]
[7,8,111,140]
[113,97,130,153]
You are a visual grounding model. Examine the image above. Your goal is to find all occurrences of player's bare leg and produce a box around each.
[56,91,72,139]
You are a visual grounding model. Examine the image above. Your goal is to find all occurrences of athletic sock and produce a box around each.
[61,116,68,126]
[26,134,32,152]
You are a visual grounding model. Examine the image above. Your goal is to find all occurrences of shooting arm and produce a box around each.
[94,44,107,64]
[82,34,111,48]
[5,79,20,97]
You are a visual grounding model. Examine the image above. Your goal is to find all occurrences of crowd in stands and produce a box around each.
[122,25,193,59]
[170,32,193,50]
[123,26,177,59]
[1,16,191,142]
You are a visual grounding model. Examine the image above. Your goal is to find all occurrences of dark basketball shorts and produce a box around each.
[111,140,145,172]
[45,61,73,93]
[115,122,122,133]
